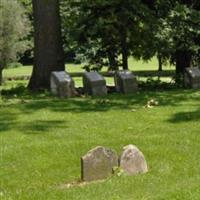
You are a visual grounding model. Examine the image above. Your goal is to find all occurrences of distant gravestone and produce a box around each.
[119,144,148,176]
[50,71,76,98]
[184,67,200,89]
[114,70,138,93]
[81,146,118,182]
[83,72,107,96]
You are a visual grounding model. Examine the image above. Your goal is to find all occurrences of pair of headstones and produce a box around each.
[83,70,138,96]
[184,67,200,89]
[50,71,105,97]
[81,145,148,182]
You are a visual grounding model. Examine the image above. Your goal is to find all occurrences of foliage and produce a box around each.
[17,0,34,65]
[60,0,200,73]
[1,84,27,96]
[61,0,156,71]
[0,0,31,69]
[157,2,200,64]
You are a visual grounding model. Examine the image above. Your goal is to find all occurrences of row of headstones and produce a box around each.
[51,70,138,98]
[51,67,200,98]
[81,145,148,182]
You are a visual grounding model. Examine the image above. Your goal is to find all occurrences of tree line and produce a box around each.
[0,0,200,90]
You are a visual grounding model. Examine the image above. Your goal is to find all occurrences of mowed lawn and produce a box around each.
[0,62,199,200]
[3,57,174,89]
[3,57,175,78]
[1,87,200,199]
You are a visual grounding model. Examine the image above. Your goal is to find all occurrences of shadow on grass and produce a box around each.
[168,108,200,123]
[0,107,68,134]
[0,111,18,132]
[2,84,200,112]
[1,88,200,133]
[16,89,200,114]
[21,120,68,134]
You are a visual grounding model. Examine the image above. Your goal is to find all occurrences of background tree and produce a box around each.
[28,0,65,91]
[153,0,200,75]
[0,0,30,85]
[18,0,34,65]
[64,0,155,71]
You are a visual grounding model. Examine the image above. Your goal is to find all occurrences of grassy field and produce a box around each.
[1,87,200,200]
[3,57,174,78]
[2,57,174,88]
[1,61,199,200]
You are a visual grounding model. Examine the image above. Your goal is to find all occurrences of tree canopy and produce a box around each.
[60,0,200,73]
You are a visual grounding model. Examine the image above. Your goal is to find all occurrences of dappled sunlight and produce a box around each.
[21,120,69,134]
[0,111,18,133]
[168,108,200,123]
[1,89,200,113]
[1,89,200,200]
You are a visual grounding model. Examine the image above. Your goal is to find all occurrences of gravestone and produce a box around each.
[50,71,76,98]
[119,144,148,176]
[184,67,200,89]
[83,72,107,96]
[81,146,118,182]
[114,70,138,93]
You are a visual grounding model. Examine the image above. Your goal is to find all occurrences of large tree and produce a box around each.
[28,0,65,91]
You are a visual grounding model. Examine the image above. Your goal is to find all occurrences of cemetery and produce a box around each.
[1,1,200,200]
[1,65,200,199]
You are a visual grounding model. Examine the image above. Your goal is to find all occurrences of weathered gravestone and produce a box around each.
[114,70,138,93]
[83,72,107,96]
[184,67,200,89]
[119,144,148,176]
[81,146,118,182]
[51,71,76,98]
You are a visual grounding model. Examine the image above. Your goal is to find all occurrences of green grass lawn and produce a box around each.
[1,88,200,200]
[1,61,198,200]
[3,57,174,78]
[2,57,174,88]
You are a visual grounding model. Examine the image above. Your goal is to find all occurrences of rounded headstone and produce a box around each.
[119,144,148,175]
[81,146,118,182]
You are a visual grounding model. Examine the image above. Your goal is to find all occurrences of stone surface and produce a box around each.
[50,71,76,98]
[184,67,200,89]
[81,146,118,182]
[83,72,107,96]
[114,70,138,93]
[119,144,148,175]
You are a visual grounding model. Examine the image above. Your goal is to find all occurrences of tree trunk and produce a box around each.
[175,50,191,74]
[0,68,3,86]
[157,54,162,72]
[107,49,118,71]
[28,0,65,91]
[120,26,128,70]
